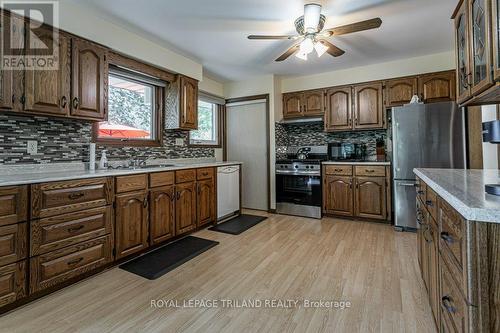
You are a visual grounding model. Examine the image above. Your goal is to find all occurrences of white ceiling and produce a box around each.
[72,0,457,82]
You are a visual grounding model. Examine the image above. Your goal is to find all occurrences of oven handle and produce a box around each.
[276,171,321,176]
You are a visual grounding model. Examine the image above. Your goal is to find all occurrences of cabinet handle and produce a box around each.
[441,296,456,314]
[365,169,375,173]
[20,95,25,105]
[417,190,424,195]
[11,94,15,104]
[202,172,209,176]
[68,192,84,200]
[177,191,180,200]
[67,225,85,233]
[171,190,176,202]
[197,183,201,195]
[440,232,454,244]
[72,97,79,109]
[61,96,67,108]
[143,198,148,208]
[334,168,343,172]
[67,257,84,266]
[425,200,433,207]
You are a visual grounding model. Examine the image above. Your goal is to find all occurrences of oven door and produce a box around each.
[276,174,322,207]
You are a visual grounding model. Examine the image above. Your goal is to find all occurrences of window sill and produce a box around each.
[94,138,162,147]
[188,142,221,148]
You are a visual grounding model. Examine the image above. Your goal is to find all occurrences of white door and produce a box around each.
[226,99,268,211]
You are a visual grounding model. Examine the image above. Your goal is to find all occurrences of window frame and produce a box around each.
[92,53,172,147]
[188,102,223,148]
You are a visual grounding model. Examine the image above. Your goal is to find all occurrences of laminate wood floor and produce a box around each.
[0,211,436,333]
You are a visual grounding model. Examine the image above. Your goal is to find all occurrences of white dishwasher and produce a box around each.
[217,165,240,221]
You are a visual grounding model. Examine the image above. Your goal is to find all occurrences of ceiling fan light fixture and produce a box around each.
[295,51,308,61]
[314,40,329,57]
[303,3,322,33]
[299,37,314,54]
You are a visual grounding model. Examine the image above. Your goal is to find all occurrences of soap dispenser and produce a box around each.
[99,150,108,169]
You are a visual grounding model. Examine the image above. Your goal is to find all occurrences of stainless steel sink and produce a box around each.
[138,164,176,169]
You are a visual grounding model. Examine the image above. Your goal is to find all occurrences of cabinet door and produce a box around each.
[325,87,352,131]
[179,75,198,130]
[384,77,418,107]
[418,71,456,103]
[324,176,353,216]
[0,222,27,267]
[427,219,440,325]
[197,178,216,227]
[354,177,386,220]
[0,185,28,226]
[353,83,384,130]
[303,90,324,116]
[70,38,107,120]
[469,0,494,95]
[455,1,473,103]
[0,261,26,307]
[115,191,149,259]
[493,0,500,80]
[24,29,70,116]
[150,186,175,245]
[283,93,303,119]
[0,12,14,110]
[175,181,197,235]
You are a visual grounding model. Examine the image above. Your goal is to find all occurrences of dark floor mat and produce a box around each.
[119,236,219,280]
[208,214,267,235]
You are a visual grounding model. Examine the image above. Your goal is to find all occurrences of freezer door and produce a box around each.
[393,180,418,229]
[392,102,465,180]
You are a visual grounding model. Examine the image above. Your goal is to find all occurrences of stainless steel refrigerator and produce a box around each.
[392,101,466,230]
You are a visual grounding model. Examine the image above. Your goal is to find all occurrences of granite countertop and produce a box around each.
[0,161,242,187]
[322,161,391,165]
[414,168,500,223]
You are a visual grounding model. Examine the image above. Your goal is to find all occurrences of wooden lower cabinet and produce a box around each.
[354,177,386,220]
[30,235,112,294]
[0,185,28,226]
[197,178,216,227]
[0,261,26,307]
[149,186,175,245]
[323,176,353,216]
[0,222,27,266]
[115,191,149,259]
[175,182,197,235]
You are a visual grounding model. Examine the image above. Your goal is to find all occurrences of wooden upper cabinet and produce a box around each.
[353,83,384,130]
[149,185,175,245]
[455,1,472,103]
[197,178,215,227]
[24,29,70,116]
[325,87,352,131]
[493,0,500,81]
[354,176,387,220]
[324,176,353,216]
[418,71,456,103]
[384,77,418,107]
[302,90,324,116]
[179,75,198,130]
[283,93,303,118]
[175,181,197,235]
[70,38,107,120]
[0,12,14,110]
[115,191,149,259]
[469,0,494,95]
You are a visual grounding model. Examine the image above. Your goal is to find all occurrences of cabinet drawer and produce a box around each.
[439,199,466,275]
[197,167,214,180]
[440,253,470,333]
[0,222,27,266]
[31,178,113,218]
[354,165,386,177]
[425,186,438,220]
[149,172,174,188]
[325,165,353,176]
[30,235,112,294]
[31,206,112,256]
[0,261,26,307]
[176,169,196,183]
[0,186,28,226]
[116,174,148,193]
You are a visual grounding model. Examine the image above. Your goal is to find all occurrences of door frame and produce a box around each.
[224,94,271,212]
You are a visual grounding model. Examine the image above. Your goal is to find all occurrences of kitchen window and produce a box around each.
[94,66,164,146]
[189,92,225,147]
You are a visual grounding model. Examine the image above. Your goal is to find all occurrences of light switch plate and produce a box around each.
[175,138,184,146]
[27,140,37,154]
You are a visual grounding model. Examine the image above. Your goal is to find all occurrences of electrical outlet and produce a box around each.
[175,138,184,146]
[27,140,37,154]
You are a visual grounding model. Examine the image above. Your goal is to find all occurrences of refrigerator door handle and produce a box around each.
[397,183,417,187]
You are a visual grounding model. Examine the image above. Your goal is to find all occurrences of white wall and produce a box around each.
[58,1,202,80]
[281,51,455,93]
[482,105,498,169]
[199,76,224,97]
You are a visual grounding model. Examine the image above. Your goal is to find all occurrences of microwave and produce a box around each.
[327,142,366,161]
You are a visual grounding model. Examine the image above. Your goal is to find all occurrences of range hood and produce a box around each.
[279,116,323,124]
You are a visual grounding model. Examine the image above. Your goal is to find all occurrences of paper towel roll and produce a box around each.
[89,143,96,171]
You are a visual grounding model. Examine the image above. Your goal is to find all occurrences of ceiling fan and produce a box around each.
[248,3,382,62]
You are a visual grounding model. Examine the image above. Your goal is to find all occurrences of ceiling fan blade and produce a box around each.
[325,18,382,36]
[318,40,345,57]
[275,44,300,62]
[248,35,298,40]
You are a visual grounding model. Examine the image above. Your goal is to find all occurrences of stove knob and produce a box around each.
[294,165,299,169]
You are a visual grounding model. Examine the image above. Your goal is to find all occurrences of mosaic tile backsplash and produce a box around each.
[275,121,388,160]
[0,114,214,165]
